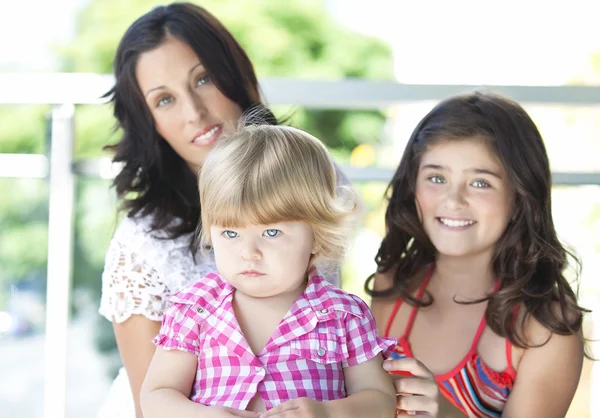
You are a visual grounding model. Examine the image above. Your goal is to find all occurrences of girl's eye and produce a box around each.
[157,96,173,107]
[472,180,490,188]
[223,230,238,239]
[264,229,280,237]
[428,175,445,184]
[196,74,211,87]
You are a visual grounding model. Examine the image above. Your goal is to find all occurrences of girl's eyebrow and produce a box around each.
[421,163,445,171]
[468,168,503,179]
[421,164,503,179]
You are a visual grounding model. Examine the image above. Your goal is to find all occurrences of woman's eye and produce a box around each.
[428,175,445,184]
[196,74,211,87]
[264,229,280,237]
[223,230,238,239]
[472,180,490,188]
[156,96,173,107]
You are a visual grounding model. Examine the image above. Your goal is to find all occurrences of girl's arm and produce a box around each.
[502,316,584,418]
[260,354,396,418]
[112,316,161,418]
[141,348,259,418]
[329,353,397,417]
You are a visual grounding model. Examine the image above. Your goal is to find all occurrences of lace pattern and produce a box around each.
[99,215,216,323]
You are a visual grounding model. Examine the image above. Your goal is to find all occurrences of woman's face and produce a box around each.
[136,35,243,173]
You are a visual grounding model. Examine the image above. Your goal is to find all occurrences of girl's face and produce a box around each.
[415,138,514,260]
[136,35,243,173]
[210,221,316,300]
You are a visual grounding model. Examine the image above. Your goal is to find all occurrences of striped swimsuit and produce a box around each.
[384,269,516,417]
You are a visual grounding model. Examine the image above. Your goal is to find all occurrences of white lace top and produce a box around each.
[99,215,218,323]
[99,214,341,324]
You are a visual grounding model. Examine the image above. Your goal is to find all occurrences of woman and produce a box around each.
[97,3,360,417]
[98,3,439,416]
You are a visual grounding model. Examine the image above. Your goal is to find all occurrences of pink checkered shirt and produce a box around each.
[153,270,395,410]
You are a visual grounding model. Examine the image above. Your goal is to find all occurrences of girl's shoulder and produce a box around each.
[371,264,428,299]
[373,269,395,293]
[516,301,582,345]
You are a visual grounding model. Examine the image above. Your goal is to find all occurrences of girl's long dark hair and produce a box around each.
[366,92,588,349]
[104,2,277,239]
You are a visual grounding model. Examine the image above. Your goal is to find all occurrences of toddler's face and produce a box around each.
[210,221,315,300]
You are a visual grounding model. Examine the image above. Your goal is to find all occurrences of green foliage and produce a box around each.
[0,179,49,293]
[74,105,120,160]
[0,106,49,154]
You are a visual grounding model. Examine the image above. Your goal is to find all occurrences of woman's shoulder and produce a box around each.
[106,212,215,280]
[112,213,188,250]
[114,212,172,238]
[100,213,217,322]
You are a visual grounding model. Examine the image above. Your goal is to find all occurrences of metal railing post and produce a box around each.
[42,104,75,418]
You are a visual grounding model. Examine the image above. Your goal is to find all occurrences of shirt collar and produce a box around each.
[169,271,235,313]
[170,269,365,320]
[301,269,365,320]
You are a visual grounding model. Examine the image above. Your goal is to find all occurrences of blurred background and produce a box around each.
[0,0,599,417]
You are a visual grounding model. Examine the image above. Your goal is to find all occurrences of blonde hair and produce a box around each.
[198,124,357,265]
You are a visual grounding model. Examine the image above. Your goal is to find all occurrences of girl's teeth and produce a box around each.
[439,218,474,227]
[194,126,219,142]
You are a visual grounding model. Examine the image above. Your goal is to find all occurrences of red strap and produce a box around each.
[504,305,519,375]
[384,297,403,338]
[468,279,502,353]
[505,338,513,370]
[383,265,434,339]
[468,312,489,353]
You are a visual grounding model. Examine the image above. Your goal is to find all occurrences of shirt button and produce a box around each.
[317,347,326,357]
[196,307,204,314]
[320,308,328,314]
[255,366,264,372]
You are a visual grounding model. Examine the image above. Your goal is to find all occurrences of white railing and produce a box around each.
[3,73,600,107]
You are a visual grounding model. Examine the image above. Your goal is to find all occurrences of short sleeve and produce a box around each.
[99,233,171,324]
[152,302,202,356]
[342,295,397,368]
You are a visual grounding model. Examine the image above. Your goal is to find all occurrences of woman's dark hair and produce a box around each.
[366,92,588,348]
[104,2,277,239]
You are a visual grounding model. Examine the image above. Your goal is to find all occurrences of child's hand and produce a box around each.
[258,397,329,418]
[209,406,260,418]
[383,358,439,416]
